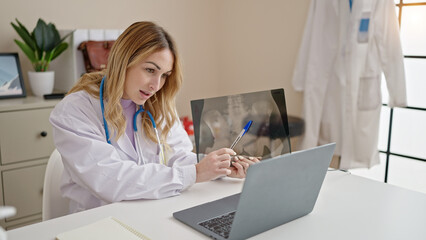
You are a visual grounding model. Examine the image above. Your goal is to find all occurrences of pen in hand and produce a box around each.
[230,120,253,149]
[229,120,252,167]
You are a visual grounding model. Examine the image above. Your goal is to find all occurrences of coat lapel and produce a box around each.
[94,97,138,160]
[115,133,138,160]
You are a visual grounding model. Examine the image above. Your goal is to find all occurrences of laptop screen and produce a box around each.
[191,89,290,161]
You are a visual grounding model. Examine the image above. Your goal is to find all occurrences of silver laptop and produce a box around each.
[173,143,336,240]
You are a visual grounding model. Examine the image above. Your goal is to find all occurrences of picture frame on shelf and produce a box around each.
[0,52,26,99]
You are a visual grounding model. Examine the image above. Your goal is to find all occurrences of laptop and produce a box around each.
[173,143,336,240]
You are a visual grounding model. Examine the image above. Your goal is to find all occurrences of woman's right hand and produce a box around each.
[195,148,236,183]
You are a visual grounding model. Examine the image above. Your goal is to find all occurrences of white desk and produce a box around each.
[7,171,426,240]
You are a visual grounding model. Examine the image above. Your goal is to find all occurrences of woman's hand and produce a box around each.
[195,148,236,183]
[227,156,261,179]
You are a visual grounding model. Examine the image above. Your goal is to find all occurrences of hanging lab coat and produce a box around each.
[49,90,197,213]
[293,0,406,169]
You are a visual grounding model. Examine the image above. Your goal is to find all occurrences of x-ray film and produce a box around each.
[191,89,290,161]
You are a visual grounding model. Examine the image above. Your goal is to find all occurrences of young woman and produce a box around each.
[50,21,258,213]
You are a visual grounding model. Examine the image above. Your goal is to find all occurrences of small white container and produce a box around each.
[28,71,55,97]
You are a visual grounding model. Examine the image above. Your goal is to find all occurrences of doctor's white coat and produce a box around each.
[50,91,197,213]
[293,0,407,169]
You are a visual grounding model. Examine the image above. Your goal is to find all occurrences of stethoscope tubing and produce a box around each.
[100,76,111,144]
[100,76,165,164]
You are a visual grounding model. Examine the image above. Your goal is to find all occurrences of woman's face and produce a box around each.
[123,48,174,105]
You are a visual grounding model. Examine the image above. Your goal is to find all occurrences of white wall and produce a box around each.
[0,0,310,117]
[217,0,309,117]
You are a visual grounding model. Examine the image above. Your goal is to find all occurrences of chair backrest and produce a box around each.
[42,149,70,221]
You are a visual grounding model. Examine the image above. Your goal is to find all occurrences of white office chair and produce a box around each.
[0,206,16,240]
[42,149,70,221]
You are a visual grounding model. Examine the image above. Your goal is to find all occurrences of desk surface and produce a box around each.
[7,171,426,240]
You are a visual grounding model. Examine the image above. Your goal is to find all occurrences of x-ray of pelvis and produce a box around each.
[191,89,291,161]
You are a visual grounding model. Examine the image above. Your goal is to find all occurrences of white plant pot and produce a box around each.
[28,71,55,97]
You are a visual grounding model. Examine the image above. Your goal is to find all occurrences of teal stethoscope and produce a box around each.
[100,76,166,165]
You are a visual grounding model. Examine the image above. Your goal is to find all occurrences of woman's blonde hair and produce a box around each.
[69,21,182,143]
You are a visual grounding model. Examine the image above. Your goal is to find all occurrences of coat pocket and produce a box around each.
[357,75,382,111]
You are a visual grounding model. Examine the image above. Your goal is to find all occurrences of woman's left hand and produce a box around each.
[227,156,261,178]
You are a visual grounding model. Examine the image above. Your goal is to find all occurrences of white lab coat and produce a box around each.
[49,91,197,213]
[293,0,406,169]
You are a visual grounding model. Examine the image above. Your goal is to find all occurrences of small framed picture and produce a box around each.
[0,53,26,99]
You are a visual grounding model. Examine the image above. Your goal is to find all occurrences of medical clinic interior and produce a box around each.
[0,0,425,239]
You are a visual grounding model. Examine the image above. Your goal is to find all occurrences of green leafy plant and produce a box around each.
[11,18,72,72]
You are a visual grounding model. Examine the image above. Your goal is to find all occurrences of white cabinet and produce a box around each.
[0,97,59,230]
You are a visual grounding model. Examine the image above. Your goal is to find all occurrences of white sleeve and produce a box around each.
[165,120,197,190]
[166,121,197,166]
[50,94,196,203]
[374,0,407,108]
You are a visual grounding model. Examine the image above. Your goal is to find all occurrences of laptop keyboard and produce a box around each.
[198,211,236,239]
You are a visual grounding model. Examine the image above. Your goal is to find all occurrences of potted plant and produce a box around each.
[11,18,72,97]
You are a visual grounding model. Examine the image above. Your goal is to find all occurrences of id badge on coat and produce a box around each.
[358,12,370,43]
